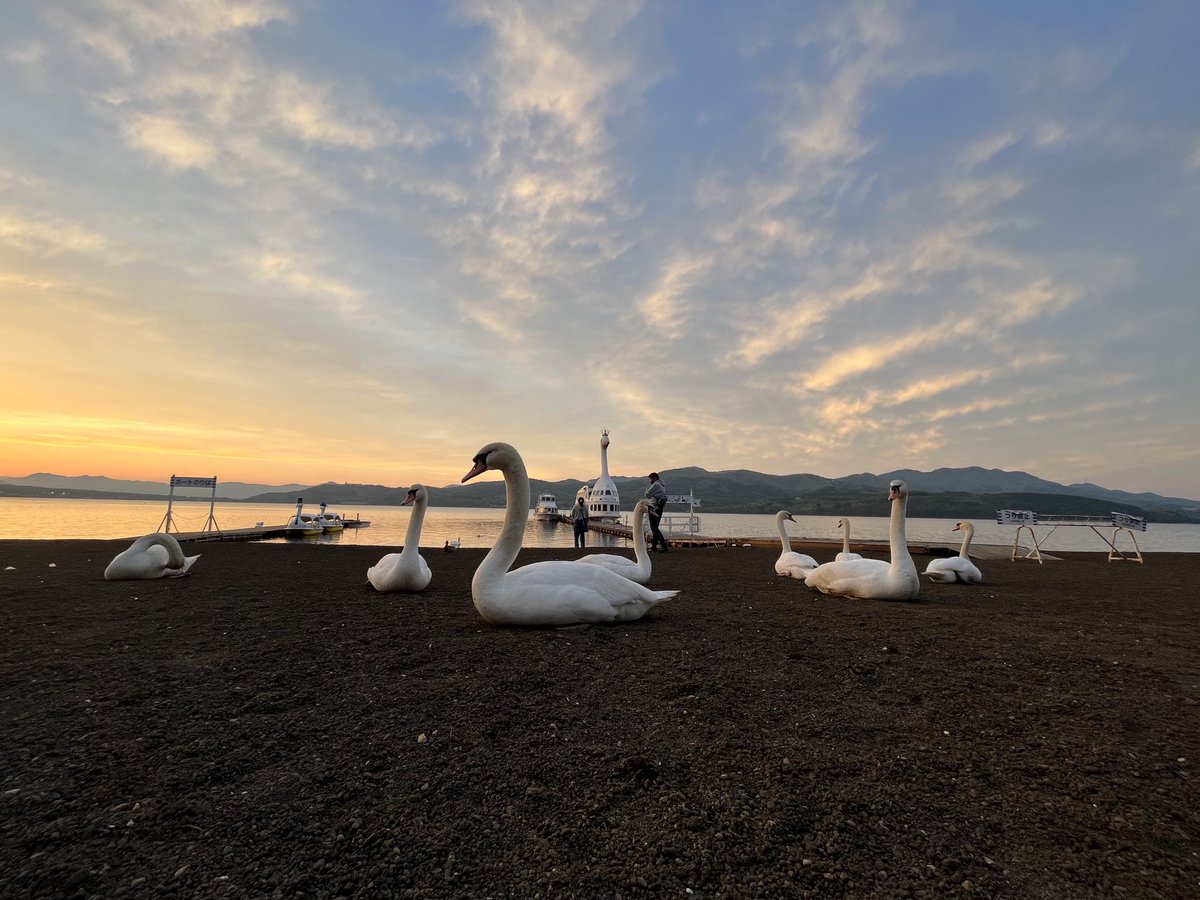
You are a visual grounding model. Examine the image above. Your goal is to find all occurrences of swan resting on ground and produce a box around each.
[104,532,199,581]
[574,499,652,584]
[462,442,678,626]
[924,521,983,584]
[804,480,920,601]
[774,511,818,578]
[835,517,863,562]
[368,485,433,592]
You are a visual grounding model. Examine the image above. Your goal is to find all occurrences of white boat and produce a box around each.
[314,502,345,532]
[533,492,559,521]
[283,499,324,538]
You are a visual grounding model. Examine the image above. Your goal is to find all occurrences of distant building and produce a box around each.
[577,430,622,522]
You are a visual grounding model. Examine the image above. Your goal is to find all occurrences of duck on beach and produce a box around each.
[803,480,920,601]
[104,532,199,581]
[774,511,818,579]
[924,521,983,583]
[368,485,432,592]
[573,499,653,584]
[461,442,679,626]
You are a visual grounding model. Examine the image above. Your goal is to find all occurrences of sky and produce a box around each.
[2,1,1198,499]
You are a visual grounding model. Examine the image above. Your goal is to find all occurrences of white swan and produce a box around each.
[835,517,863,562]
[804,480,920,601]
[368,485,432,592]
[104,533,199,581]
[462,442,679,626]
[924,521,983,584]
[574,500,652,584]
[774,511,818,578]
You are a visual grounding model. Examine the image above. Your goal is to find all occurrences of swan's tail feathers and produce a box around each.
[649,589,680,604]
[925,571,954,583]
[169,555,201,577]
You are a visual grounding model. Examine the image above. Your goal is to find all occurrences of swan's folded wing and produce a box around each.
[504,562,670,623]
[804,557,889,596]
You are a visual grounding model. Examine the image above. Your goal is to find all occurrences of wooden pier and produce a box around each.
[581,520,1027,558]
[168,520,1031,558]
[168,525,292,543]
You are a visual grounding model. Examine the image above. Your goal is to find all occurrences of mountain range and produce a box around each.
[5,467,1196,523]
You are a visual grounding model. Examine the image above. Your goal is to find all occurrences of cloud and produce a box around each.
[122,114,216,169]
[44,0,292,72]
[635,253,713,337]
[0,207,108,255]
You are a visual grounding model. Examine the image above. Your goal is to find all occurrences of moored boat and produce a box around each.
[314,502,345,532]
[283,498,324,538]
[533,492,559,521]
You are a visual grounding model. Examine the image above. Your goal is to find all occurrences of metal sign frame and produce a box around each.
[158,475,221,535]
[997,509,1146,564]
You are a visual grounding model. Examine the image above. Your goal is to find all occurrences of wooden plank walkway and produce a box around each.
[585,521,1039,558]
[168,525,292,543]
[167,521,1046,559]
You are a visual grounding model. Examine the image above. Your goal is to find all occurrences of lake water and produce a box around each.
[2,497,1198,553]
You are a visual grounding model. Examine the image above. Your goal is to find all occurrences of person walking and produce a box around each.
[645,472,669,552]
[572,495,590,548]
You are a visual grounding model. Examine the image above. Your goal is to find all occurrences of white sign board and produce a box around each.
[996,509,1037,525]
[171,476,217,488]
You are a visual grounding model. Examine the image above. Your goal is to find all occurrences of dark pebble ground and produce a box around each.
[2,539,1198,899]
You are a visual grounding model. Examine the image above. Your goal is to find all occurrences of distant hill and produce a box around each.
[0,473,307,500]
[3,467,1196,523]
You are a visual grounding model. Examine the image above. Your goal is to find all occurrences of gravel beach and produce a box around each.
[2,539,1198,898]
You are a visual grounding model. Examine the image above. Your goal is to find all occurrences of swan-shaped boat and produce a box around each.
[924,521,983,583]
[368,485,432,592]
[835,517,863,562]
[804,480,920,600]
[574,499,652,584]
[774,511,818,578]
[104,532,200,581]
[462,442,678,626]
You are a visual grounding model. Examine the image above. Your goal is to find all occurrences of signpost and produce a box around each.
[159,475,220,535]
[997,509,1146,564]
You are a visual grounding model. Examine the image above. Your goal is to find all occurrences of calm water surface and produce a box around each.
[2,497,1198,553]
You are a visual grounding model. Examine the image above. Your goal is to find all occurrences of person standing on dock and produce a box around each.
[645,472,669,553]
[572,496,590,548]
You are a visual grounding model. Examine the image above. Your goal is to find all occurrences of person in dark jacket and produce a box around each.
[645,472,668,552]
[572,495,589,548]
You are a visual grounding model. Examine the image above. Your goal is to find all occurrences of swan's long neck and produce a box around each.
[775,513,792,553]
[402,497,426,555]
[476,457,530,588]
[958,523,975,558]
[888,495,912,570]
[841,521,851,556]
[143,533,184,568]
[633,503,649,566]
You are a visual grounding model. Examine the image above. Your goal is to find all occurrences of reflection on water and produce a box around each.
[0,497,1197,553]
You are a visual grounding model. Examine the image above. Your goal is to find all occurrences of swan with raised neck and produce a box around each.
[924,521,983,584]
[803,480,920,600]
[104,532,199,581]
[368,485,432,592]
[774,511,818,578]
[835,517,863,562]
[574,499,652,584]
[462,442,678,626]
